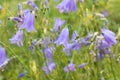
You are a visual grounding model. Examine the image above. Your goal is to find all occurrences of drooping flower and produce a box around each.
[42,45,55,75]
[42,62,55,75]
[55,27,69,46]
[64,41,80,56]
[44,48,53,62]
[0,47,9,69]
[96,37,111,49]
[79,34,92,46]
[9,30,24,46]
[64,62,76,72]
[101,28,117,45]
[54,18,65,32]
[94,28,117,61]
[56,0,77,13]
[20,10,36,32]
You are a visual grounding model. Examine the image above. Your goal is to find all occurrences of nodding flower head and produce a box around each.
[101,28,117,45]
[20,10,36,32]
[55,27,69,46]
[64,62,76,72]
[42,62,55,75]
[44,48,53,62]
[64,41,80,56]
[0,47,9,69]
[9,30,24,46]
[56,0,77,13]
[54,18,65,32]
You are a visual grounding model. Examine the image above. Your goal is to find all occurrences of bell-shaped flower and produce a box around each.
[44,48,53,62]
[54,18,65,32]
[0,47,9,69]
[64,41,80,56]
[9,30,24,46]
[20,10,36,32]
[97,38,111,49]
[42,62,55,75]
[64,62,76,72]
[56,0,77,13]
[101,28,117,45]
[55,27,69,46]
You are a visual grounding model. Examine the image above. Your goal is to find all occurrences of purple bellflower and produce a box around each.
[44,48,53,62]
[42,62,55,75]
[56,0,77,13]
[54,18,65,32]
[0,47,9,69]
[9,30,24,46]
[55,27,69,46]
[42,47,55,75]
[94,28,117,61]
[97,38,111,49]
[20,10,36,32]
[101,28,117,45]
[64,41,80,56]
[64,62,76,72]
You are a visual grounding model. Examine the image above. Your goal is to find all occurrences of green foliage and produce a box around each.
[0,0,120,80]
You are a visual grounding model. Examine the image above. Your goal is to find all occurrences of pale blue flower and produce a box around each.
[20,10,36,32]
[10,30,24,46]
[101,28,117,45]
[54,18,65,32]
[55,27,69,46]
[56,0,77,13]
[0,47,9,69]
[64,62,76,72]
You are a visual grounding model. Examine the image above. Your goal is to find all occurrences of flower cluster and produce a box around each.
[9,0,38,46]
[94,28,117,61]
[4,0,117,78]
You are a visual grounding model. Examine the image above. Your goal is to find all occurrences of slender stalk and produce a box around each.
[109,55,116,80]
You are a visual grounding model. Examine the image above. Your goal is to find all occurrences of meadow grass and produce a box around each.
[0,0,120,80]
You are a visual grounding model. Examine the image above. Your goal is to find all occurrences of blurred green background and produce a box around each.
[0,0,120,80]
